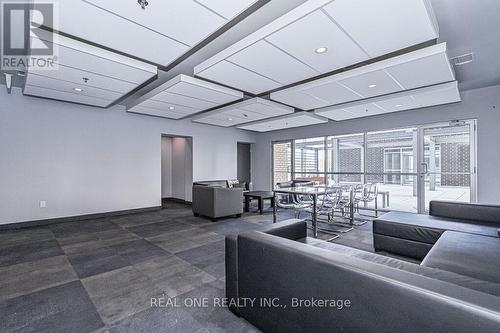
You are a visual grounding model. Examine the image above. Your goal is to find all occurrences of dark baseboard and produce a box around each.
[162,197,192,205]
[0,206,162,231]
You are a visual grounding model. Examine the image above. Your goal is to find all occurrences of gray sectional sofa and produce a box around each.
[373,201,500,259]
[225,207,500,332]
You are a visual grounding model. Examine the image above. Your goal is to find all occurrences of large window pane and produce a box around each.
[327,133,364,184]
[294,137,326,185]
[273,141,292,186]
[423,124,471,211]
[367,128,418,212]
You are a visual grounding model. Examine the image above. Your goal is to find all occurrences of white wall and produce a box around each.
[252,85,500,203]
[171,137,193,202]
[161,136,172,198]
[0,88,256,224]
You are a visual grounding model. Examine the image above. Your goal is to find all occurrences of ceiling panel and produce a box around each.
[86,0,225,47]
[323,0,438,57]
[196,60,282,94]
[192,98,294,127]
[265,9,368,73]
[128,106,187,120]
[23,86,113,108]
[385,51,455,90]
[338,70,404,98]
[315,81,461,121]
[26,74,122,101]
[238,112,328,132]
[23,32,157,108]
[33,0,258,66]
[127,75,243,119]
[195,0,257,19]
[271,43,454,110]
[194,0,438,94]
[228,40,319,85]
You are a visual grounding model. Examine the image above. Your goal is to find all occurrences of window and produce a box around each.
[271,120,476,213]
[272,141,292,186]
[294,137,325,184]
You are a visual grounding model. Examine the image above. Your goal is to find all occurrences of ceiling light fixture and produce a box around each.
[138,0,149,10]
[315,46,328,54]
[228,118,233,121]
[368,84,377,88]
[168,106,175,110]
[73,88,83,92]
[395,104,403,107]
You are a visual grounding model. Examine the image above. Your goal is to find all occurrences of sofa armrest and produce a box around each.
[213,187,243,218]
[192,186,216,216]
[225,235,239,315]
[430,201,500,225]
[259,219,307,240]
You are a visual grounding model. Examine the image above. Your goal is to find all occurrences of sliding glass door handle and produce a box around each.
[420,162,429,175]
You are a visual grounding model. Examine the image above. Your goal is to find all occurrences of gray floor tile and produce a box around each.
[0,281,103,333]
[0,227,54,248]
[108,307,203,333]
[0,239,63,267]
[148,227,224,253]
[82,266,162,325]
[126,220,190,238]
[201,220,264,236]
[110,239,170,265]
[0,255,78,301]
[67,245,129,279]
[94,228,141,246]
[134,256,216,297]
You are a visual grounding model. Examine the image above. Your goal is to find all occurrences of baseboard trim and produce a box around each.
[0,206,162,231]
[162,197,192,205]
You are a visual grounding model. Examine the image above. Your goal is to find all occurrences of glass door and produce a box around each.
[419,120,477,212]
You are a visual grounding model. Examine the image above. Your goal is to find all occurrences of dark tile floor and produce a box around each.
[0,201,376,333]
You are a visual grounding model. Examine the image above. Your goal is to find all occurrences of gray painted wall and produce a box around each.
[161,136,173,198]
[0,88,256,224]
[252,85,500,203]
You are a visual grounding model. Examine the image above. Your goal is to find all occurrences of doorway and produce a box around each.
[161,135,193,206]
[237,143,252,185]
[418,120,476,212]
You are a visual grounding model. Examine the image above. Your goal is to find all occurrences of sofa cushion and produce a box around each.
[422,231,500,285]
[430,201,500,225]
[374,211,500,245]
[300,237,500,297]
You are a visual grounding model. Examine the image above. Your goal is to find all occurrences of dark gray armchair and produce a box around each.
[192,181,243,221]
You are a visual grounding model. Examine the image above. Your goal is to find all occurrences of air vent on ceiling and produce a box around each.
[450,53,474,66]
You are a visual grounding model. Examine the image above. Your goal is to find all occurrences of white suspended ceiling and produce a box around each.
[238,112,328,132]
[271,43,454,110]
[127,75,243,119]
[23,30,157,108]
[192,98,294,127]
[194,0,438,94]
[315,81,461,121]
[32,0,259,66]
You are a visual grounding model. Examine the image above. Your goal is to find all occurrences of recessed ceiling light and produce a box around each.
[228,118,233,121]
[395,104,403,107]
[73,88,83,92]
[315,47,328,54]
[368,84,377,88]
[168,106,175,110]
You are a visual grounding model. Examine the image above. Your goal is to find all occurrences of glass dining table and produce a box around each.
[272,184,355,238]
